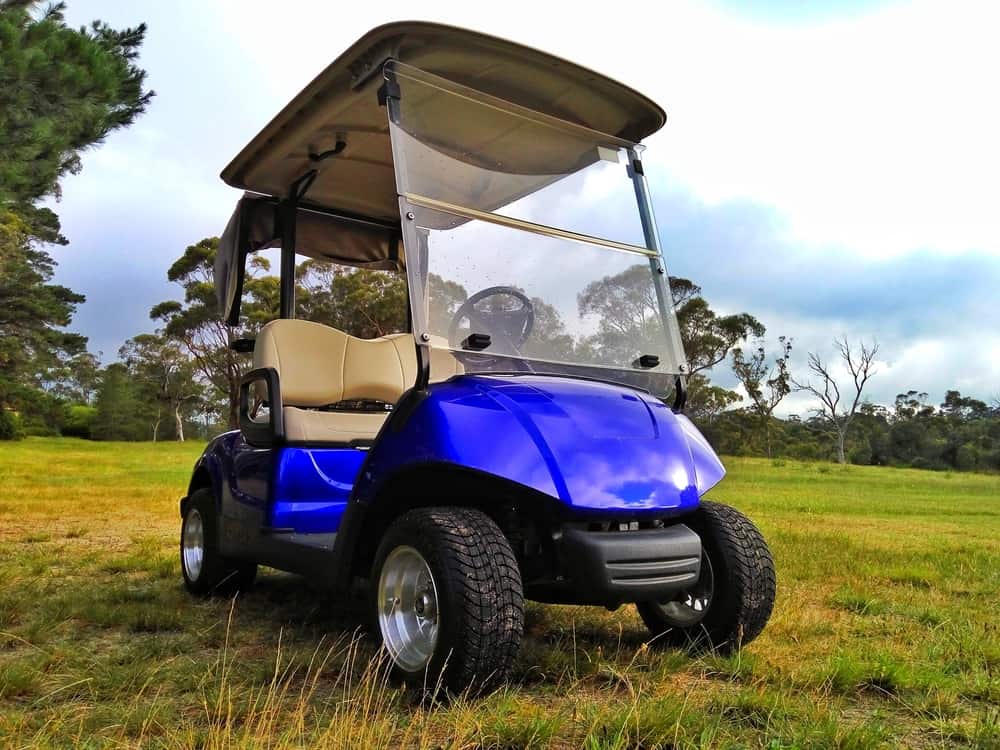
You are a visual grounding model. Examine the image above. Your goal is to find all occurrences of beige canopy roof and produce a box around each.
[220,21,667,221]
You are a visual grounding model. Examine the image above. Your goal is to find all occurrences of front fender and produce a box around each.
[354,375,725,516]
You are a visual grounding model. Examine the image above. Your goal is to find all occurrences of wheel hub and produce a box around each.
[182,508,205,581]
[377,546,440,672]
[655,552,714,627]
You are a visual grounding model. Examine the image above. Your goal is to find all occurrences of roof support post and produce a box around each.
[279,202,297,320]
[627,148,688,412]
[279,171,318,319]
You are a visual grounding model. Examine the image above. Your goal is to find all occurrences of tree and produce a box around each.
[0,2,151,438]
[576,268,758,415]
[893,390,932,421]
[43,350,101,404]
[120,333,202,441]
[61,403,96,438]
[684,373,741,424]
[793,338,879,464]
[0,1,153,208]
[298,262,407,338]
[426,273,469,335]
[0,208,86,419]
[520,295,578,361]
[151,239,277,428]
[940,390,989,422]
[577,267,763,375]
[92,362,150,441]
[731,336,793,457]
[670,277,765,375]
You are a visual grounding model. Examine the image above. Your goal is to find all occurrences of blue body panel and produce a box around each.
[190,374,726,546]
[270,447,368,532]
[354,375,725,517]
[187,433,368,536]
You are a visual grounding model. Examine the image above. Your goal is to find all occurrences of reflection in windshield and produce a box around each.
[432,261,667,369]
[410,189,675,376]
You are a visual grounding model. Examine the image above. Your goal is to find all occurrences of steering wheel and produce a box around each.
[447,286,535,354]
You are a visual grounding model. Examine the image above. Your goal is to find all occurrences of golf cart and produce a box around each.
[179,22,775,693]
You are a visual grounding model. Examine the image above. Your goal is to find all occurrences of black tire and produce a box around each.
[180,488,257,596]
[370,507,524,694]
[637,501,775,654]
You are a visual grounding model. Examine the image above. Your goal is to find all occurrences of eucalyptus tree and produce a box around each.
[731,336,793,457]
[151,238,277,429]
[793,338,879,464]
[120,334,202,441]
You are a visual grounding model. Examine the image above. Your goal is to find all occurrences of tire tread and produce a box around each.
[637,500,775,653]
[373,507,524,693]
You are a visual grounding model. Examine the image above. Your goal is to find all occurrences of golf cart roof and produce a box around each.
[220,21,666,220]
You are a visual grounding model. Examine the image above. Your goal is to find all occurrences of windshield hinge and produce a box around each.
[377,77,400,107]
[672,374,688,413]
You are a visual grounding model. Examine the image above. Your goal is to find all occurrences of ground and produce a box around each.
[0,438,997,749]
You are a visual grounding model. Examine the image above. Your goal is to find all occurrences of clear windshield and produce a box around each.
[387,62,687,396]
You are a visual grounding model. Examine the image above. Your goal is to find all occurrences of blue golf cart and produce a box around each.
[179,22,775,693]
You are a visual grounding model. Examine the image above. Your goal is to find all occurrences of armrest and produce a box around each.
[240,367,284,447]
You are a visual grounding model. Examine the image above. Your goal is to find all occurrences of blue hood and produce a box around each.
[358,374,725,515]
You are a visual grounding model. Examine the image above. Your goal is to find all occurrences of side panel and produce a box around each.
[270,447,368,533]
[188,432,367,558]
[354,375,719,516]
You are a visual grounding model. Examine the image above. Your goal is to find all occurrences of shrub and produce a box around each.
[954,443,979,471]
[850,445,873,465]
[0,410,22,441]
[62,404,97,439]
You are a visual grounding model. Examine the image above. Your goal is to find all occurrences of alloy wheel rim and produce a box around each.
[656,552,714,627]
[377,545,440,672]
[182,508,205,581]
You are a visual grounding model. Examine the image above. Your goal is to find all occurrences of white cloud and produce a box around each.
[640,0,1000,259]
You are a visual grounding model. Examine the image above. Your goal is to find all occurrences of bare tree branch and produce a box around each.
[792,337,879,463]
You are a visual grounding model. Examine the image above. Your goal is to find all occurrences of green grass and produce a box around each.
[0,437,998,748]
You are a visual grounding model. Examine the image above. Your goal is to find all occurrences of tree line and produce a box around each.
[2,2,997,473]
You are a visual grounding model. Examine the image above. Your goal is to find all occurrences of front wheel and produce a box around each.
[371,507,524,694]
[637,501,775,654]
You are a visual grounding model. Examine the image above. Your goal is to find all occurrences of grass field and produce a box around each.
[0,437,997,749]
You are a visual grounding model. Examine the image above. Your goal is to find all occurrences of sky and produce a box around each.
[50,0,999,415]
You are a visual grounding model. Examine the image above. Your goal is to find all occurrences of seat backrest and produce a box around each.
[254,319,411,406]
[253,320,461,407]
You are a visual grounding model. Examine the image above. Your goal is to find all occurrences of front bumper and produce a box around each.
[528,523,702,606]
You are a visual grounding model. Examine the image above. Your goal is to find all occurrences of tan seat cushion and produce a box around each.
[283,407,388,443]
[254,320,463,408]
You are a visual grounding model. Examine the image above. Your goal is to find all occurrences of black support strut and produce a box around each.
[279,171,318,319]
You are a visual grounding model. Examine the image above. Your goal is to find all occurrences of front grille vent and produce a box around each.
[579,519,668,533]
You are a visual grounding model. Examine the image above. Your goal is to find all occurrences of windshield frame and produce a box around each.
[384,61,688,393]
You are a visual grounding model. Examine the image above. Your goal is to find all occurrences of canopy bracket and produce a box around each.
[309,141,346,162]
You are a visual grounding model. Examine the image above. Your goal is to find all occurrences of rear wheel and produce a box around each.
[637,501,775,653]
[180,489,257,596]
[371,507,523,694]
